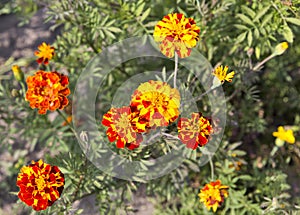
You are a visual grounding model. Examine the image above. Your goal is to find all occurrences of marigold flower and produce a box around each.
[213,65,235,84]
[273,126,295,145]
[102,106,143,150]
[198,180,229,212]
[178,113,213,149]
[16,159,64,211]
[12,65,24,82]
[35,42,55,65]
[130,80,180,130]
[26,70,70,114]
[153,13,200,58]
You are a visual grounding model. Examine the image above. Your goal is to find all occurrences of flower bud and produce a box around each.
[12,65,24,82]
[273,42,288,56]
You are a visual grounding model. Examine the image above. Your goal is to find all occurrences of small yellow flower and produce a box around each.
[34,42,55,65]
[273,42,288,56]
[12,65,24,82]
[198,180,229,212]
[273,126,295,145]
[213,65,235,84]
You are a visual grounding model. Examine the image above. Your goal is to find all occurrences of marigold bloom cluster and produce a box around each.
[35,42,55,65]
[273,126,295,144]
[16,160,64,211]
[26,70,70,114]
[198,180,229,212]
[178,112,213,149]
[213,65,235,84]
[102,80,180,150]
[154,13,200,58]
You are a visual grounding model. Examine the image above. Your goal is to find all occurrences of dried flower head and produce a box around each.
[153,13,200,58]
[178,113,213,149]
[26,71,70,114]
[16,159,64,211]
[198,180,229,212]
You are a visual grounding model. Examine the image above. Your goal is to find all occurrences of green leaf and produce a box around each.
[241,5,256,19]
[261,13,273,27]
[236,14,255,26]
[285,17,300,26]
[236,31,247,43]
[253,6,270,22]
[255,46,261,59]
[135,2,145,16]
[282,25,294,42]
[140,8,151,22]
[234,24,249,30]
[107,27,122,33]
[247,30,253,47]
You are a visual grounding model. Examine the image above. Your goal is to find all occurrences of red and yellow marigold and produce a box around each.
[102,106,143,150]
[198,180,229,212]
[16,159,64,211]
[34,42,55,65]
[177,112,213,149]
[153,13,200,58]
[130,80,181,130]
[26,70,70,114]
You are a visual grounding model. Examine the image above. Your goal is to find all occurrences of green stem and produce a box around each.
[57,109,80,141]
[209,155,214,180]
[252,54,275,71]
[173,52,178,88]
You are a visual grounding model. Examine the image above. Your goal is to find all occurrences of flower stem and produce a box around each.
[252,54,274,71]
[57,109,80,142]
[209,155,214,180]
[173,52,178,88]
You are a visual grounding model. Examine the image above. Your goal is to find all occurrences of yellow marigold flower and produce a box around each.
[35,42,55,65]
[177,112,213,149]
[198,180,229,212]
[273,42,288,56]
[26,70,70,114]
[273,126,295,144]
[102,106,143,150]
[153,13,200,58]
[12,65,24,82]
[16,159,64,211]
[130,80,180,130]
[213,65,235,84]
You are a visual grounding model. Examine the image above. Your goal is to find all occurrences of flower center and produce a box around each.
[116,113,131,128]
[35,176,46,191]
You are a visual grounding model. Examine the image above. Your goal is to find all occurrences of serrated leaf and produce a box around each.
[285,17,300,26]
[282,25,294,42]
[253,6,270,22]
[236,14,255,26]
[241,5,256,18]
[135,2,145,15]
[140,8,151,22]
[247,30,253,47]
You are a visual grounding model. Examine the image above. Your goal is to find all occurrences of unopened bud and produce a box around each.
[12,65,24,82]
[11,89,19,97]
[273,42,288,56]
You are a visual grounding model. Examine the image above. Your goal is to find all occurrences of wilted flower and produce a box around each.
[212,65,235,84]
[26,70,70,114]
[273,126,295,145]
[178,112,213,149]
[16,159,64,211]
[35,42,55,65]
[130,80,180,130]
[153,13,200,58]
[273,42,288,56]
[102,106,143,150]
[12,65,24,82]
[198,180,229,212]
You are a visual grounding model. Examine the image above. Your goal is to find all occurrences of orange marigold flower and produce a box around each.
[102,106,143,150]
[153,13,200,58]
[130,80,181,130]
[34,42,55,65]
[198,180,229,212]
[178,113,213,149]
[16,159,64,211]
[26,70,70,114]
